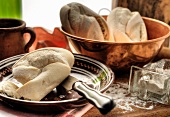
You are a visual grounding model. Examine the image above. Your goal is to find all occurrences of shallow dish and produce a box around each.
[0,53,114,112]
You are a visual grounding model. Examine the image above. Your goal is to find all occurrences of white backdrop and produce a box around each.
[22,0,112,30]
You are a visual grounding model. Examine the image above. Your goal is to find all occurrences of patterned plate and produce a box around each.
[0,53,114,112]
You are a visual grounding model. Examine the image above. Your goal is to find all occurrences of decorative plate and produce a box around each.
[0,53,114,112]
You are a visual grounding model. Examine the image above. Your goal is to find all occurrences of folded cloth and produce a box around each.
[107,7,148,42]
[24,27,71,52]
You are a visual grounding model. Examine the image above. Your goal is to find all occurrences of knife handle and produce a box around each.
[72,81,116,115]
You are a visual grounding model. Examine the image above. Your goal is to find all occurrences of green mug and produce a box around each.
[0,0,22,19]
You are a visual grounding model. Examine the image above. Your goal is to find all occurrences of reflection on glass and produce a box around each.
[129,60,170,105]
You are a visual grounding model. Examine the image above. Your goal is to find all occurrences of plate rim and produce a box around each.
[0,53,114,104]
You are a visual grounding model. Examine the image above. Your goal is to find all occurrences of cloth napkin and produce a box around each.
[24,27,71,52]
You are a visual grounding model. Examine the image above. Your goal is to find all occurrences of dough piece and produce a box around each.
[16,62,71,101]
[107,7,147,42]
[0,81,20,99]
[12,66,41,84]
[60,2,113,41]
[12,47,74,101]
[13,47,74,84]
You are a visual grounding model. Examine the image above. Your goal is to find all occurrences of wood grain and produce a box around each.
[118,0,170,25]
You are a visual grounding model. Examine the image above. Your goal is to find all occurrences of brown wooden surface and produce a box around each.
[83,73,170,117]
[83,105,170,117]
[118,0,170,24]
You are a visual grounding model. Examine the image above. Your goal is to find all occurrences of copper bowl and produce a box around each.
[60,17,170,72]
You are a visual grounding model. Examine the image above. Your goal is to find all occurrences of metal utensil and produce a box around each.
[60,76,116,115]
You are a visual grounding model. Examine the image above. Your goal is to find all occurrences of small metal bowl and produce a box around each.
[60,17,170,72]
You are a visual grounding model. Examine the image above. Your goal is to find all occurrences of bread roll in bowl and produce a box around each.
[60,2,112,41]
[107,7,148,42]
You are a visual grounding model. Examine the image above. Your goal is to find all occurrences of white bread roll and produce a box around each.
[12,66,41,84]
[107,7,148,42]
[16,62,71,101]
[13,47,74,84]
[0,81,20,98]
[60,2,113,41]
[12,47,74,101]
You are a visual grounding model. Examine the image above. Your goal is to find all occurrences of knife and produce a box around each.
[60,75,116,115]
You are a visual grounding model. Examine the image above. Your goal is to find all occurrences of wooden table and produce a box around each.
[83,105,170,117]
[82,74,170,117]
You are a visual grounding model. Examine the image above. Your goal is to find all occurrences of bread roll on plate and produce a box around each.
[0,81,20,99]
[12,47,74,101]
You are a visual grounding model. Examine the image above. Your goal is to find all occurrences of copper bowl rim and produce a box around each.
[60,17,170,45]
